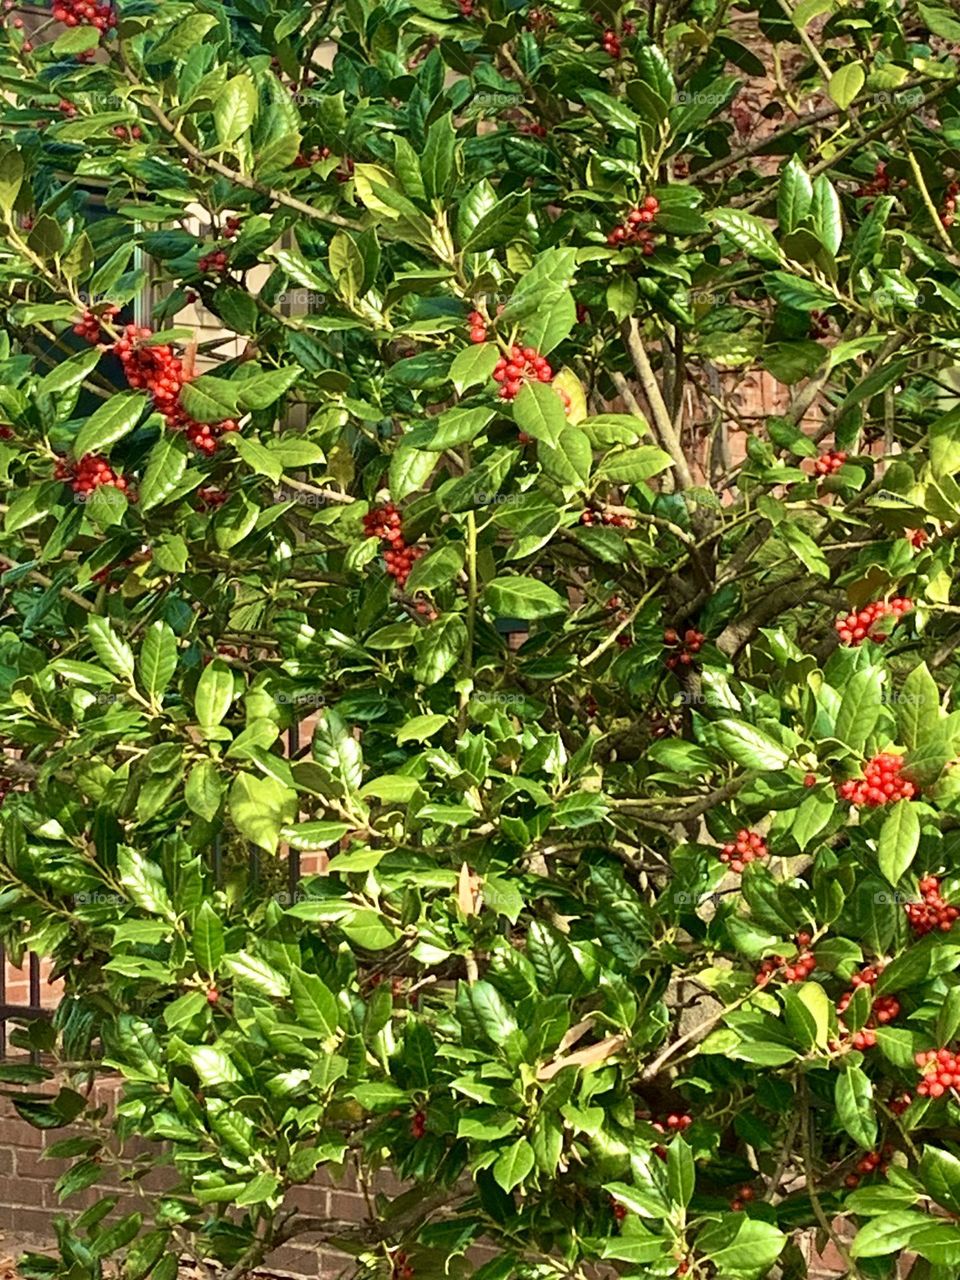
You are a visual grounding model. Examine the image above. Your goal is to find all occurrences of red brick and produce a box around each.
[0,1117,42,1149]
[326,1188,366,1220]
[15,1147,65,1180]
[265,1243,321,1276]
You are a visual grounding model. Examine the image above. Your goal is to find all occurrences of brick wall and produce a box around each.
[0,1078,375,1279]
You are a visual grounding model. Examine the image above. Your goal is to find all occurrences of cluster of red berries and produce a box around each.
[410,1110,427,1139]
[607,196,660,253]
[293,145,332,168]
[836,966,900,1049]
[518,121,547,138]
[916,1047,960,1098]
[579,508,630,527]
[413,597,439,622]
[755,935,816,985]
[889,1091,912,1115]
[814,449,847,477]
[391,1252,415,1280]
[196,486,228,510]
[809,310,831,339]
[53,0,116,30]
[54,453,131,499]
[855,161,907,200]
[610,1196,628,1222]
[941,180,959,229]
[492,346,556,400]
[222,216,241,239]
[201,644,240,667]
[112,124,142,141]
[730,1185,756,1211]
[113,324,238,454]
[198,248,229,274]
[363,503,424,589]
[845,1148,891,1188]
[718,829,767,873]
[599,18,634,56]
[907,528,928,549]
[663,626,705,671]
[837,752,917,808]
[72,304,119,344]
[834,598,912,645]
[848,753,919,813]
[467,310,489,344]
[905,875,958,937]
[648,1111,692,1161]
[58,98,77,117]
[527,7,556,31]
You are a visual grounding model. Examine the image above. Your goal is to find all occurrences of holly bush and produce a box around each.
[3,1,960,1278]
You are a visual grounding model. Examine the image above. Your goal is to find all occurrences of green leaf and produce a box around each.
[189,1044,240,1087]
[596,446,674,484]
[148,12,219,61]
[404,542,464,593]
[421,112,457,199]
[222,951,290,997]
[462,192,530,253]
[214,492,259,551]
[834,667,883,751]
[851,1211,949,1259]
[835,1065,877,1148]
[464,980,519,1043]
[193,901,224,975]
[407,409,496,455]
[177,376,240,424]
[876,937,960,994]
[389,445,435,502]
[329,231,364,302]
[290,969,338,1037]
[194,660,235,732]
[228,772,297,854]
[230,435,283,483]
[810,174,843,255]
[776,523,829,578]
[513,381,566,447]
[414,613,468,684]
[697,1217,786,1274]
[918,2,960,38]
[396,714,449,745]
[878,801,920,887]
[53,25,100,54]
[87,616,134,681]
[921,1146,960,1215]
[138,622,177,702]
[777,156,813,234]
[214,75,258,146]
[667,1137,694,1208]
[339,909,400,950]
[711,209,783,263]
[185,760,224,822]
[713,720,790,770]
[484,576,566,620]
[493,1139,534,1192]
[139,432,190,511]
[236,366,301,411]
[0,147,23,215]
[118,846,175,920]
[74,385,142,461]
[450,343,500,394]
[828,63,866,109]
